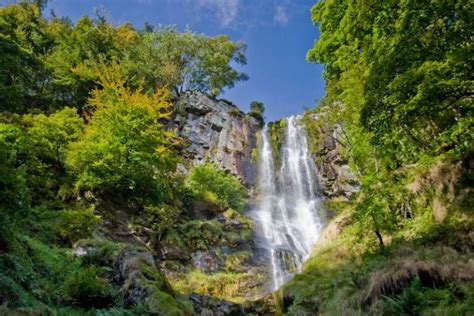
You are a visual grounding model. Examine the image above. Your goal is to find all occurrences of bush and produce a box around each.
[186,163,247,212]
[182,220,223,251]
[52,206,101,246]
[63,266,115,309]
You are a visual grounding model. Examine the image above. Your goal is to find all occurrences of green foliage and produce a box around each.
[66,75,178,203]
[186,163,247,212]
[0,2,252,313]
[63,265,115,309]
[248,101,265,127]
[266,119,287,169]
[250,101,265,115]
[224,251,251,271]
[281,218,474,315]
[52,206,101,246]
[181,220,224,251]
[0,2,53,112]
[0,2,248,113]
[0,125,30,247]
[143,286,194,316]
[308,0,474,164]
[126,26,248,96]
[171,269,263,304]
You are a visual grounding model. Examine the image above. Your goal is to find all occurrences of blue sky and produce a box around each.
[7,0,326,121]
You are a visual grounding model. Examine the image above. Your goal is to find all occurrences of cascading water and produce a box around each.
[251,115,325,290]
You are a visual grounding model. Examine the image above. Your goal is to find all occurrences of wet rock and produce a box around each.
[170,91,260,186]
[275,248,302,274]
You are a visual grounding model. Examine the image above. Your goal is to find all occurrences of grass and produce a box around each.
[280,212,474,315]
[170,269,264,304]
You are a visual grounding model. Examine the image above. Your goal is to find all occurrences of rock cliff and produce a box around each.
[304,111,360,201]
[169,91,260,186]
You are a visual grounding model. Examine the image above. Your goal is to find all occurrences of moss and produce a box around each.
[251,132,261,164]
[163,228,187,250]
[181,220,224,251]
[221,209,254,247]
[76,239,129,267]
[144,288,194,316]
[224,251,251,271]
[266,119,287,170]
[170,269,264,304]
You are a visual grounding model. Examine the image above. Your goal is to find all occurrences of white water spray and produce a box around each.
[251,116,324,290]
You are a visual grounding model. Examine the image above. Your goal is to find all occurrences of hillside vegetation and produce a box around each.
[0,2,254,314]
[281,0,473,314]
[0,0,473,315]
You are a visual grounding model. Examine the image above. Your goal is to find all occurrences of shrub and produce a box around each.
[186,163,247,212]
[182,220,223,250]
[63,266,115,309]
[52,206,101,246]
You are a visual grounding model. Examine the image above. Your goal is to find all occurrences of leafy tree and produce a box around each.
[0,2,53,112]
[0,124,30,247]
[66,67,178,203]
[125,27,248,96]
[249,101,265,127]
[308,0,473,164]
[250,101,265,115]
[19,108,84,203]
[45,16,139,111]
[307,0,474,246]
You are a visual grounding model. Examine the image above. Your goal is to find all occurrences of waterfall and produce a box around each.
[251,115,324,290]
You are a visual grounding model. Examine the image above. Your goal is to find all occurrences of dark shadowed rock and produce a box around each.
[189,293,244,316]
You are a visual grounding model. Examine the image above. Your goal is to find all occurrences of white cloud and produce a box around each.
[195,0,240,27]
[274,5,288,25]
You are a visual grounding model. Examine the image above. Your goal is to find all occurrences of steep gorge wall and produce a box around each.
[169,91,260,186]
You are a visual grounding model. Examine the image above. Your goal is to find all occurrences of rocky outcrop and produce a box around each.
[72,241,193,314]
[169,91,260,186]
[307,113,360,200]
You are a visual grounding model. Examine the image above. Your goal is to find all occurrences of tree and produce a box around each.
[249,101,265,127]
[250,101,265,115]
[308,0,473,164]
[66,67,178,203]
[125,27,248,96]
[0,2,54,112]
[0,123,30,247]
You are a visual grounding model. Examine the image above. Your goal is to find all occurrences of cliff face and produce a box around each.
[314,123,360,200]
[169,91,260,186]
[304,112,360,201]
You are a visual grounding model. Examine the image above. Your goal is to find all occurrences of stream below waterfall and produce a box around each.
[249,115,326,290]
